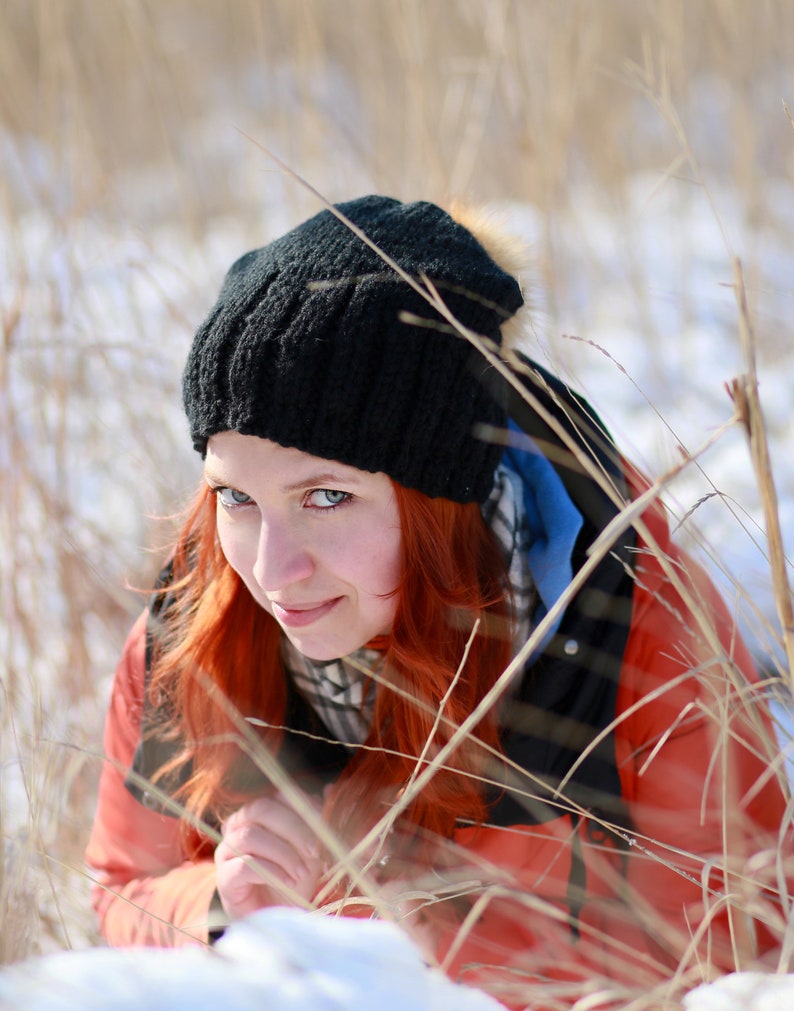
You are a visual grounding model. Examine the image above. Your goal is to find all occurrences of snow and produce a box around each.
[0,908,502,1011]
[683,973,794,1011]
[4,909,794,1011]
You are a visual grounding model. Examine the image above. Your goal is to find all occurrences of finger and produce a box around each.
[216,846,325,915]
[215,856,297,918]
[225,794,322,860]
[217,853,296,892]
[216,821,310,882]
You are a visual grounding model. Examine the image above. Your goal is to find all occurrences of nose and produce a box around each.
[252,514,315,593]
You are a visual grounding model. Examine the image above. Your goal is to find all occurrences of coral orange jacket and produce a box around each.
[86,488,788,1001]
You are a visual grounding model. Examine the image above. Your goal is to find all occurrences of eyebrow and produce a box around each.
[281,470,364,493]
[203,468,364,492]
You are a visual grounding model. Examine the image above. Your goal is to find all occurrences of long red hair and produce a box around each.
[149,478,512,849]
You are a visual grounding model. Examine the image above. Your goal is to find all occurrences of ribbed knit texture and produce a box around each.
[183,195,524,503]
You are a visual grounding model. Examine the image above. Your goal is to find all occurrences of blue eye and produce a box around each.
[308,489,350,509]
[215,487,252,508]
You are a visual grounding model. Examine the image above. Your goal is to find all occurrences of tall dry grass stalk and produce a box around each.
[729,260,794,685]
[1,2,792,1006]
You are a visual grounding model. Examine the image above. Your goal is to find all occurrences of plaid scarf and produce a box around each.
[281,462,533,749]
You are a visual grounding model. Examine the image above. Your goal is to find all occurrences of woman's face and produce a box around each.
[205,431,403,661]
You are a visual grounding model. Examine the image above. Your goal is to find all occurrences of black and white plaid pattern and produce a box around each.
[280,639,381,750]
[281,463,533,748]
[480,461,534,657]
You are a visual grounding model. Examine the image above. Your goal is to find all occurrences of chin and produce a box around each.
[285,632,361,662]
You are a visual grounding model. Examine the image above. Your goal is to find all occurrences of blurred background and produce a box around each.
[1,0,792,963]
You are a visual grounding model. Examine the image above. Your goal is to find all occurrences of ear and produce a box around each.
[446,200,534,351]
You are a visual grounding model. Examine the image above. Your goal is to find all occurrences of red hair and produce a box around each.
[149,479,512,851]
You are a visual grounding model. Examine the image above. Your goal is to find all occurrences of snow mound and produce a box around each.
[683,972,794,1011]
[0,907,502,1011]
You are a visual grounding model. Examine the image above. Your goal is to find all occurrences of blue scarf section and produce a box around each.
[501,417,583,661]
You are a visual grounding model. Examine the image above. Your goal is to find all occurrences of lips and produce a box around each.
[270,597,342,628]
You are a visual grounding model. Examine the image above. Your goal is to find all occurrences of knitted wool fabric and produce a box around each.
[182,195,524,503]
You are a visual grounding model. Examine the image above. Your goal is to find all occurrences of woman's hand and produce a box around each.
[214,791,325,920]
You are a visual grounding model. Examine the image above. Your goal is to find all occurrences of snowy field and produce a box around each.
[0,909,504,1011]
[2,3,793,1009]
[2,907,793,1011]
[3,161,793,1011]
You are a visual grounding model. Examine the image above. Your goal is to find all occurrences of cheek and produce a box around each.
[366,522,403,596]
[383,540,403,594]
[216,515,257,578]
[368,532,402,631]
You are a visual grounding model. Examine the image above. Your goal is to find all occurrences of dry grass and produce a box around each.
[1,1,793,1006]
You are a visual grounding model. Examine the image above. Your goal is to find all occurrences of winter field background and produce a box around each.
[1,2,793,1008]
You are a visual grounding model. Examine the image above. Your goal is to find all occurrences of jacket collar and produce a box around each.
[483,354,636,826]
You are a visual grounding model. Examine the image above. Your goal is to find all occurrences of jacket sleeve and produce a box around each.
[85,610,218,946]
[437,532,789,1004]
[612,524,788,966]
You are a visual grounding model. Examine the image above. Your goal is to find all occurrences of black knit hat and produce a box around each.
[182,195,524,503]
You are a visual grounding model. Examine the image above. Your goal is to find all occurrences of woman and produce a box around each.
[87,196,789,1008]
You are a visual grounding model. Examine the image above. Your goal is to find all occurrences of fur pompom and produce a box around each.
[446,200,533,349]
